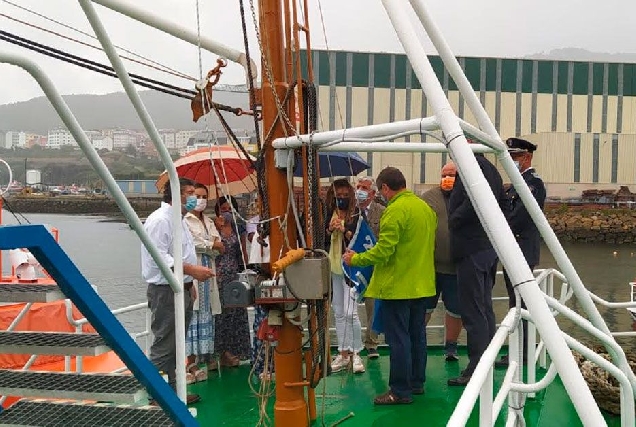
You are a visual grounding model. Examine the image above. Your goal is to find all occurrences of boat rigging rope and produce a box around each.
[0,0,194,80]
[0,12,194,81]
[239,0,270,241]
[315,0,344,131]
[0,30,246,113]
[0,29,191,97]
[192,0,255,267]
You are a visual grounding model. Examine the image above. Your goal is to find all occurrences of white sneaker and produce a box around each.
[352,354,365,373]
[331,354,350,373]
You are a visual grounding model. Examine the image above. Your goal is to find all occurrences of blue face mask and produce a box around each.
[355,189,369,203]
[184,195,197,211]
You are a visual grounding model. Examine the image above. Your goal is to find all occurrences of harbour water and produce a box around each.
[1,211,635,350]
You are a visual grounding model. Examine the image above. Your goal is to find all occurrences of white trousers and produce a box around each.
[331,273,363,353]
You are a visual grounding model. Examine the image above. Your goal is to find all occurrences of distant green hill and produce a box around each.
[0,146,166,186]
[0,89,252,134]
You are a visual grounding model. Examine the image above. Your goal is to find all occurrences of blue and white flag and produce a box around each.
[342,215,376,302]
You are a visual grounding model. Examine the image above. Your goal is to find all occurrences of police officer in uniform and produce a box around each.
[495,137,546,368]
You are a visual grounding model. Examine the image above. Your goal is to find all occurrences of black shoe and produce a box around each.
[411,386,425,395]
[494,355,509,369]
[445,352,459,362]
[366,348,380,359]
[447,373,471,387]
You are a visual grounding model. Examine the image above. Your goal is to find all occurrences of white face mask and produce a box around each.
[194,198,207,212]
[513,160,521,170]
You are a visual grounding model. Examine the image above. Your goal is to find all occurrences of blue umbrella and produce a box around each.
[293,152,369,177]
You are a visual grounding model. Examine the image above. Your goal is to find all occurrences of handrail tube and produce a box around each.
[480,367,494,426]
[68,301,148,327]
[272,117,439,147]
[382,1,605,424]
[145,306,152,355]
[75,325,84,373]
[0,48,186,395]
[526,316,536,397]
[541,296,636,394]
[504,415,515,427]
[406,0,503,144]
[407,0,633,395]
[448,310,515,426]
[507,316,523,417]
[456,119,507,150]
[564,335,635,427]
[317,142,495,153]
[492,361,518,422]
[0,52,183,293]
[78,0,188,402]
[272,116,503,149]
[89,0,257,81]
[589,292,636,308]
[0,54,180,297]
[0,354,38,405]
[511,362,558,394]
[612,332,636,337]
[6,302,33,331]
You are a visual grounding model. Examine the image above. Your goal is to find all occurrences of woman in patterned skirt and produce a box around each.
[184,183,224,383]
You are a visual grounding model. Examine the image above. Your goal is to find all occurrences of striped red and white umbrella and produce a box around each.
[155,146,257,196]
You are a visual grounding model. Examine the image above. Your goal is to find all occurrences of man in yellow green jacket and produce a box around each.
[344,167,437,405]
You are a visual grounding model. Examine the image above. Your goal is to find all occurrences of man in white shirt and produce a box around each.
[141,177,215,404]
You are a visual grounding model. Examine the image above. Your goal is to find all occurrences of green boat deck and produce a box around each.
[186,347,622,426]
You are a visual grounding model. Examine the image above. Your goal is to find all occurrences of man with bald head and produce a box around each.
[421,162,463,362]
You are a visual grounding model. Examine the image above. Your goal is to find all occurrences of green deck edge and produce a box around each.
[186,348,623,426]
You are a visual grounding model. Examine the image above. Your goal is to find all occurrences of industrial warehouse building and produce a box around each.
[305,50,636,197]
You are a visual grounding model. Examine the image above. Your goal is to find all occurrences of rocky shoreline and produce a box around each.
[2,195,161,217]
[546,206,636,244]
[3,196,636,244]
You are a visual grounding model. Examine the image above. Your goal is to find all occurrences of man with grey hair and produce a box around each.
[355,175,385,359]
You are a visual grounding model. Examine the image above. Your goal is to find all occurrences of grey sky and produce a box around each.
[0,0,635,105]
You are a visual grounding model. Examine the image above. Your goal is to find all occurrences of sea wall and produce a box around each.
[546,206,636,244]
[3,195,161,216]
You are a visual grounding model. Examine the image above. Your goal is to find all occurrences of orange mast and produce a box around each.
[258,0,313,425]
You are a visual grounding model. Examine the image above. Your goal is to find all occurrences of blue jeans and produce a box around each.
[381,298,428,399]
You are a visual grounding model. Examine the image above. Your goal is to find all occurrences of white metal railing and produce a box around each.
[77,0,188,400]
[0,303,37,406]
[448,310,517,426]
[0,298,150,403]
[64,299,152,373]
[448,309,635,426]
[448,276,636,427]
